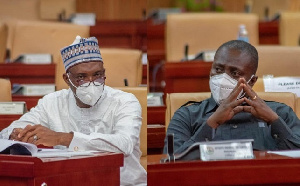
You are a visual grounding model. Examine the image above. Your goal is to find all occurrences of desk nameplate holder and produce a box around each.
[161,139,254,162]
[22,84,55,96]
[0,102,27,115]
[199,139,254,161]
[147,92,164,106]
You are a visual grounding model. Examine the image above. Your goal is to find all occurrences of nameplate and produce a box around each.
[0,102,26,115]
[16,54,52,64]
[263,76,300,96]
[147,92,164,106]
[199,139,254,161]
[71,13,96,26]
[202,50,216,62]
[22,84,55,96]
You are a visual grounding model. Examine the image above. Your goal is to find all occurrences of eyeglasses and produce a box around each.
[67,72,106,87]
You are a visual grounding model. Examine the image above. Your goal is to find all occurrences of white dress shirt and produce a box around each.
[0,86,147,185]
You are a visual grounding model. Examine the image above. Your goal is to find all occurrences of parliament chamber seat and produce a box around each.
[253,45,300,92]
[39,0,76,21]
[0,0,40,21]
[165,13,259,62]
[101,48,143,87]
[116,87,147,170]
[0,22,8,62]
[10,20,89,63]
[0,78,12,101]
[280,12,300,46]
[165,92,297,130]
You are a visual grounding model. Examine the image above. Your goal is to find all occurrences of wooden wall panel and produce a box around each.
[76,0,300,21]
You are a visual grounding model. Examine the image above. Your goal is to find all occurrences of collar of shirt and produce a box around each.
[205,96,218,115]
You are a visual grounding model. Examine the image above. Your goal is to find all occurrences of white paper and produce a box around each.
[267,150,300,158]
[0,139,38,155]
[35,149,96,158]
[0,139,95,158]
[263,76,300,96]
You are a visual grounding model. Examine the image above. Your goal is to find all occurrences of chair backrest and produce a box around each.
[115,87,147,171]
[279,12,300,46]
[165,92,297,131]
[165,13,259,62]
[253,45,300,92]
[0,22,8,62]
[10,20,90,63]
[0,78,12,101]
[0,0,40,21]
[40,0,76,20]
[296,97,300,119]
[115,87,147,157]
[250,0,290,20]
[55,59,68,91]
[101,48,143,87]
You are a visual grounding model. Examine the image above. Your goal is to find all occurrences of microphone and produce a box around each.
[167,133,175,162]
[184,44,189,61]
[124,79,128,86]
[264,7,269,21]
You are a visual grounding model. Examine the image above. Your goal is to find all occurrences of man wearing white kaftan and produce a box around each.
[0,36,147,185]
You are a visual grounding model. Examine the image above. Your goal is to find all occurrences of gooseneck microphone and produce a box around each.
[184,44,189,61]
[124,79,128,86]
[167,133,175,162]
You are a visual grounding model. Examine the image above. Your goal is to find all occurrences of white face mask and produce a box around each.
[209,73,254,105]
[68,75,104,106]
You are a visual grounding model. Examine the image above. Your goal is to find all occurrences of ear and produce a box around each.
[249,75,258,87]
[63,73,71,86]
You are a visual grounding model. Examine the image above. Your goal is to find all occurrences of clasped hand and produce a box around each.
[9,124,73,147]
[207,78,279,128]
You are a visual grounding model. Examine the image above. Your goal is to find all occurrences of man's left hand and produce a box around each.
[17,124,73,147]
[242,82,279,124]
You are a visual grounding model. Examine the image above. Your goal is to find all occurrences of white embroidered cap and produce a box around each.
[60,35,103,71]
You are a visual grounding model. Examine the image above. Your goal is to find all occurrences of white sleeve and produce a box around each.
[68,96,142,156]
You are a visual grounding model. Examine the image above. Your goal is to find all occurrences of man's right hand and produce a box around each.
[207,78,247,129]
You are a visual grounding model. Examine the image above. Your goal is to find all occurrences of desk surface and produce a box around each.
[0,63,55,85]
[148,151,300,185]
[0,152,123,186]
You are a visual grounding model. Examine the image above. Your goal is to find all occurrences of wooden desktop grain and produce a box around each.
[148,151,300,185]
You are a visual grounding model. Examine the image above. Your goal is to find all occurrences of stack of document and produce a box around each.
[0,139,96,158]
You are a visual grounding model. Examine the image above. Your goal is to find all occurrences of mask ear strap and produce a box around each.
[67,73,79,89]
[247,74,255,84]
[238,74,255,99]
[67,73,84,103]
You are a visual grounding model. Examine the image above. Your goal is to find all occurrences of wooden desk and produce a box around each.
[164,61,212,94]
[148,151,300,185]
[0,153,123,186]
[0,115,22,130]
[12,95,42,110]
[0,95,42,130]
[0,64,55,85]
[259,20,279,45]
[0,62,147,88]
[147,106,166,154]
[90,20,147,52]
